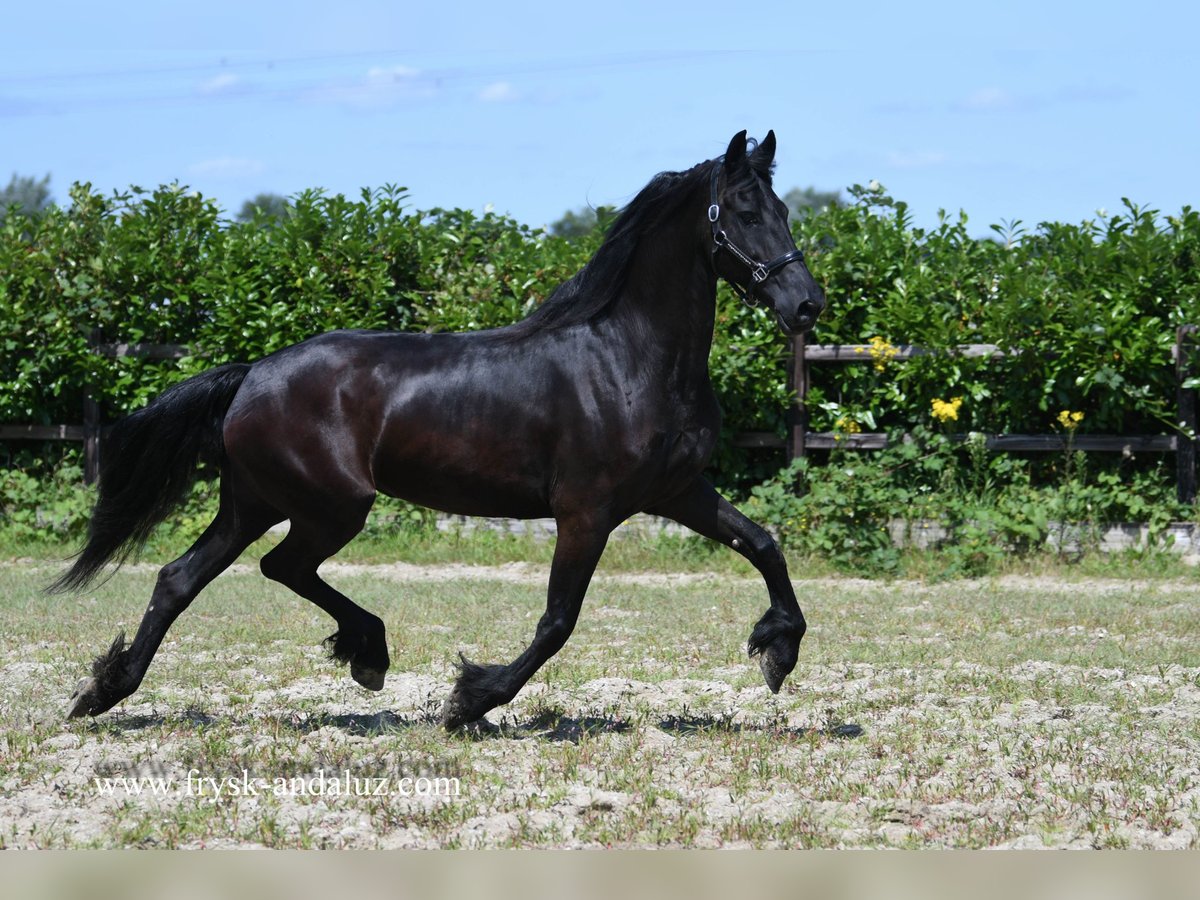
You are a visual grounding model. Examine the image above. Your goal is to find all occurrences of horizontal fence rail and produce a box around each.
[764,326,1200,504]
[91,342,193,360]
[0,424,88,441]
[732,432,1181,452]
[3,328,1199,500]
[801,343,1008,362]
[1,339,195,484]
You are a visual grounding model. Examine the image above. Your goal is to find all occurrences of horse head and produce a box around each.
[709,130,826,335]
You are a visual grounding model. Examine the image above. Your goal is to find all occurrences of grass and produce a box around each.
[6,518,1200,580]
[0,535,1198,848]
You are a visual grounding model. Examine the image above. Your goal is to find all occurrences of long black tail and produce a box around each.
[49,363,252,593]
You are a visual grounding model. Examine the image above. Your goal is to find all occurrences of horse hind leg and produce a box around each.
[67,483,280,718]
[257,507,389,691]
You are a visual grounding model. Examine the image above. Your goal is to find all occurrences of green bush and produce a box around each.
[789,185,1200,442]
[743,424,1184,576]
[2,177,1199,552]
[0,462,92,542]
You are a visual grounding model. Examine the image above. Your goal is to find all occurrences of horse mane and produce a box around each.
[497,138,773,337]
[508,158,720,335]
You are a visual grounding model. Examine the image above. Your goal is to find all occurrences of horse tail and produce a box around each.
[49,363,252,593]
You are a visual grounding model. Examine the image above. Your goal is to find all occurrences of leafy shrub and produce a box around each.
[744,423,1185,576]
[2,177,1199,553]
[0,462,92,541]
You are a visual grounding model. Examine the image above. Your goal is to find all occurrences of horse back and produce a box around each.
[221,327,717,520]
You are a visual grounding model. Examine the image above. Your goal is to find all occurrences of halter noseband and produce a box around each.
[708,161,807,308]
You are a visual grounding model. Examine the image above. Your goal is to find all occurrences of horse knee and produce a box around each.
[742,523,783,564]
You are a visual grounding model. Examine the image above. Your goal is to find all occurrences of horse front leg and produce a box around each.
[648,477,806,693]
[442,513,610,730]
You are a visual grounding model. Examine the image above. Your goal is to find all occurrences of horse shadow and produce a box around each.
[457,711,863,744]
[82,705,863,743]
[82,706,430,736]
[656,713,863,740]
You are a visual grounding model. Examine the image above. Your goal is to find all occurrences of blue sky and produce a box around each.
[3,1,1197,233]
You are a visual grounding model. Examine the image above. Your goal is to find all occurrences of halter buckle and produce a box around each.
[707,204,720,223]
[751,264,769,284]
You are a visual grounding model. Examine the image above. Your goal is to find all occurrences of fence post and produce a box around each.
[788,333,808,461]
[83,329,101,485]
[1176,325,1198,505]
[82,395,99,485]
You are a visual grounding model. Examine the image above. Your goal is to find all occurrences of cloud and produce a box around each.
[187,157,265,178]
[951,84,1130,115]
[366,64,422,84]
[0,94,48,116]
[306,65,434,109]
[956,87,1018,112]
[477,81,519,103]
[885,150,950,169]
[197,73,243,96]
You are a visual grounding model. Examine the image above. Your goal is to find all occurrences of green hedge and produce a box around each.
[2,178,1199,517]
[792,184,1200,442]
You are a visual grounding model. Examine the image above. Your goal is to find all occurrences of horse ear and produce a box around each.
[751,130,777,169]
[723,130,748,170]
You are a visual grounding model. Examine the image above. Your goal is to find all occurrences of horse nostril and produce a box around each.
[797,299,822,319]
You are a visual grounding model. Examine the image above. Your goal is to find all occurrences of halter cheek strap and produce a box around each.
[708,162,807,308]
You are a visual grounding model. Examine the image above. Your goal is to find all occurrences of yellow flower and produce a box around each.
[1057,410,1084,430]
[867,335,899,372]
[834,416,862,435]
[931,396,963,423]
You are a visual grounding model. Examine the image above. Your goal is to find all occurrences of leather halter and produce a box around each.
[708,161,807,308]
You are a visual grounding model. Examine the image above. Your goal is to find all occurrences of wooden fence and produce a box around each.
[0,341,187,484]
[731,325,1200,503]
[4,328,1200,501]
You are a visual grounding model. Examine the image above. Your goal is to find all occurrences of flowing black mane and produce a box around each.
[516,141,776,334]
[512,159,718,333]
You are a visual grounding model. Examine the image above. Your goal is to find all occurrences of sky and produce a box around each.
[2,1,1198,234]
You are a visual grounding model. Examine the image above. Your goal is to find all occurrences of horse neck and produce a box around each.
[612,196,717,376]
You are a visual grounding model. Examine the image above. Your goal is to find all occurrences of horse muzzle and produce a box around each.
[777,297,824,335]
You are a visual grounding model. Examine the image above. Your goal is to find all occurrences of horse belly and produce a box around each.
[376,471,553,519]
[371,428,554,519]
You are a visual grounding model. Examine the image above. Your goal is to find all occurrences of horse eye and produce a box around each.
[739,212,762,226]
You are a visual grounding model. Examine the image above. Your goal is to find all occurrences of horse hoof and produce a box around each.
[758,652,786,694]
[441,693,470,731]
[441,688,489,732]
[351,664,386,691]
[66,677,99,719]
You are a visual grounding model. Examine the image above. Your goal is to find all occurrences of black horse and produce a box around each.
[55,130,825,729]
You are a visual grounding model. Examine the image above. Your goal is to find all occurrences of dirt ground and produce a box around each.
[1,563,1197,848]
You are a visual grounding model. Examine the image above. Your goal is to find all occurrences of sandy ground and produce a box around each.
[1,563,1197,848]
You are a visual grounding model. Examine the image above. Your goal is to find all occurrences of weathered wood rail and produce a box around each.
[0,341,190,484]
[4,328,1199,501]
[732,325,1200,503]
